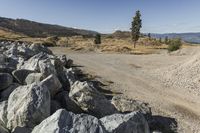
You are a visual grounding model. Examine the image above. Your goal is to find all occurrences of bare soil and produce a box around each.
[51,46,200,133]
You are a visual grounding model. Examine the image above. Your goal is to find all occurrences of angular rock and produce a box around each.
[4,44,17,56]
[17,45,35,59]
[0,125,9,133]
[29,43,53,55]
[39,74,62,97]
[50,100,61,115]
[19,52,48,71]
[7,83,50,130]
[12,69,34,84]
[0,83,19,101]
[50,58,64,74]
[25,73,43,84]
[69,81,117,118]
[32,109,106,133]
[64,68,76,86]
[112,95,152,116]
[0,64,16,74]
[100,112,150,133]
[12,126,32,133]
[57,55,73,68]
[0,73,13,91]
[38,58,57,78]
[0,101,8,128]
[0,54,18,73]
[55,91,83,114]
[57,72,70,91]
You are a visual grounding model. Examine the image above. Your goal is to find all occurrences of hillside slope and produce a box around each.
[151,33,200,44]
[0,17,97,37]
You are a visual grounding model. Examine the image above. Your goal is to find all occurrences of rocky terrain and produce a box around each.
[0,41,174,133]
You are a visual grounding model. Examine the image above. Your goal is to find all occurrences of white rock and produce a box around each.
[7,83,50,131]
[0,101,8,128]
[39,74,62,97]
[69,81,117,118]
[100,112,150,133]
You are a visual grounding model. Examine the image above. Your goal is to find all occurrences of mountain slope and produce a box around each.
[151,33,200,44]
[0,17,97,37]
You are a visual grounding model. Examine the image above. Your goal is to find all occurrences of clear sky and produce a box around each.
[0,0,200,33]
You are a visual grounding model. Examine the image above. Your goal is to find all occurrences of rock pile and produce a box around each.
[153,53,200,95]
[0,41,151,133]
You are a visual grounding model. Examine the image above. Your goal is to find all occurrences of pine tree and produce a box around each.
[131,10,142,48]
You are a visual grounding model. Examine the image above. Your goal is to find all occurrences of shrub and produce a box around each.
[168,38,182,52]
[94,34,101,44]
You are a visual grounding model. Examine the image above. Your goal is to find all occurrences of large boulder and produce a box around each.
[50,100,61,115]
[38,58,57,78]
[55,91,83,114]
[32,109,106,133]
[0,83,19,101]
[7,83,50,131]
[29,43,53,55]
[17,45,35,59]
[19,52,49,71]
[57,55,73,68]
[25,73,43,84]
[39,74,62,97]
[12,69,35,84]
[69,81,117,118]
[0,73,13,91]
[100,112,150,133]
[55,67,77,91]
[0,101,9,133]
[0,101,8,128]
[0,125,9,133]
[111,95,151,116]
[64,68,77,86]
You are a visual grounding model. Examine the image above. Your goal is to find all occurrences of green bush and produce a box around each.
[168,38,182,52]
[94,34,101,44]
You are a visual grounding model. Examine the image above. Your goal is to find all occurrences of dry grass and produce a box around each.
[56,36,168,55]
[0,28,194,55]
[0,29,26,40]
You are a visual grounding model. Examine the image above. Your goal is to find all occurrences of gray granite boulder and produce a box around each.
[0,83,19,101]
[0,73,13,91]
[25,73,43,84]
[55,91,83,114]
[7,83,50,131]
[32,109,106,133]
[12,69,35,84]
[111,95,152,116]
[39,74,62,97]
[69,81,117,118]
[100,112,150,133]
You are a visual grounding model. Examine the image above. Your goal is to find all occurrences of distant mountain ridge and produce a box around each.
[150,33,200,44]
[0,17,98,37]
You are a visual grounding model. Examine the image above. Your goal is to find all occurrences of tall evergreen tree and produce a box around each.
[131,10,142,48]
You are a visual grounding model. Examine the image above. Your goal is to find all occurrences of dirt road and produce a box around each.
[51,47,200,133]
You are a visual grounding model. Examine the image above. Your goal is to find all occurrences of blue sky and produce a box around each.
[0,0,200,33]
